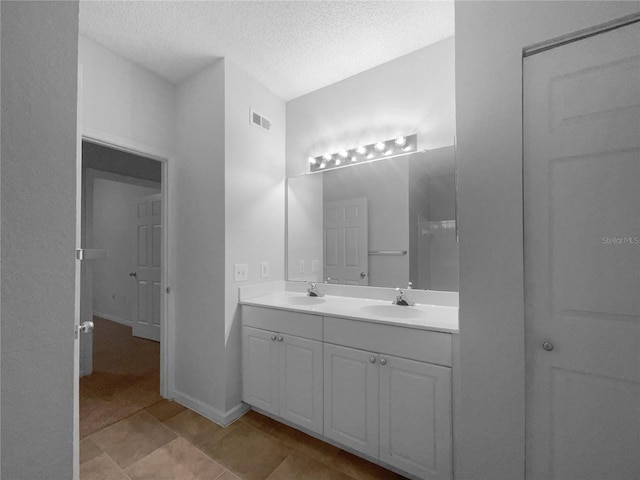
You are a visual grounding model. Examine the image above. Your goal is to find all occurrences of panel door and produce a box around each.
[242,326,279,416]
[324,197,369,285]
[132,193,162,341]
[324,343,379,458]
[279,334,324,435]
[524,22,639,480]
[379,355,452,480]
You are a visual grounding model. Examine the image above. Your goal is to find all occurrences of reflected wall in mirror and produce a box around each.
[287,146,458,291]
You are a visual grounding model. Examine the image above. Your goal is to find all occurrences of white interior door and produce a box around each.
[324,197,368,285]
[132,193,162,341]
[524,21,639,480]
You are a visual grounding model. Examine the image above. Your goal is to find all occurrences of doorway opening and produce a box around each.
[79,139,170,438]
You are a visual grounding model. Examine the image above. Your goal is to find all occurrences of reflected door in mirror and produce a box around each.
[324,198,368,285]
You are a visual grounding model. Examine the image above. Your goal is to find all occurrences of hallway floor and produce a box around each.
[80,317,162,438]
[81,404,409,480]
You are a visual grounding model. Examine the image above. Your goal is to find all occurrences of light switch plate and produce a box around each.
[298,260,305,274]
[234,263,248,282]
[311,259,320,273]
[260,261,269,278]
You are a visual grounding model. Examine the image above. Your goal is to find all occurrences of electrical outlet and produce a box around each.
[298,260,305,274]
[260,261,269,278]
[234,263,248,282]
[311,259,320,273]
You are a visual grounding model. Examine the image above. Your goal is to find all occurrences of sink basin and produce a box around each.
[358,304,424,319]
[277,296,326,306]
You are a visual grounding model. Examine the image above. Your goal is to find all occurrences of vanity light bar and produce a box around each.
[307,134,418,173]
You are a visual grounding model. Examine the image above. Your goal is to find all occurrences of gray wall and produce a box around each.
[1,2,79,478]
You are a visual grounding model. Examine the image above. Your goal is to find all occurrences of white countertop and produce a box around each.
[240,291,459,333]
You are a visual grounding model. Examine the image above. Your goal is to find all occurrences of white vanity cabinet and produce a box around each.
[241,304,454,480]
[324,343,380,458]
[242,307,324,435]
[324,317,453,480]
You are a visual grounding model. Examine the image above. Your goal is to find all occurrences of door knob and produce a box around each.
[129,272,137,277]
[79,321,94,334]
[542,342,554,351]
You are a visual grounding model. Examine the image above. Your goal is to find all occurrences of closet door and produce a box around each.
[524,21,639,480]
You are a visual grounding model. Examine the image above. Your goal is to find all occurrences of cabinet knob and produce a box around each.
[369,356,376,364]
[379,358,387,366]
[542,341,554,351]
[271,335,277,341]
[277,336,284,342]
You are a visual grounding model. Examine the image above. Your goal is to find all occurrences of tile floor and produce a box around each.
[81,401,409,480]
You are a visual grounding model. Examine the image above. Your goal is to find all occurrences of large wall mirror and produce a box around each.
[287,146,458,291]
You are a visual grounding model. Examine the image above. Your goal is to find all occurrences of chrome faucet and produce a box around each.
[392,283,414,306]
[306,282,324,297]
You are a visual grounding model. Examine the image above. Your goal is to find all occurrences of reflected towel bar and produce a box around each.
[368,250,407,256]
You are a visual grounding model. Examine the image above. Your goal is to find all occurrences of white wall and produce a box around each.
[286,37,455,177]
[287,174,324,283]
[174,60,228,416]
[223,59,286,411]
[79,36,176,156]
[1,2,79,478]
[92,178,160,323]
[454,2,640,479]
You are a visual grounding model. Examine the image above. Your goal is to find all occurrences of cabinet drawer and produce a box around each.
[324,316,452,367]
[242,306,322,341]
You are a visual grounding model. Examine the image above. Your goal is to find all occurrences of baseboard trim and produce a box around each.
[93,311,132,327]
[171,390,250,427]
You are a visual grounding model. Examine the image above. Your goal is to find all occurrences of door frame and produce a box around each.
[81,127,175,399]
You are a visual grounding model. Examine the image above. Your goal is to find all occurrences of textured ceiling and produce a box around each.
[79,1,454,101]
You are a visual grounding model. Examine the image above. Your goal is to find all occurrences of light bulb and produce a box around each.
[335,158,342,166]
[338,150,349,159]
[394,136,407,147]
[308,156,318,165]
[319,162,327,169]
[356,145,367,155]
[374,141,386,152]
[323,153,333,161]
[351,156,357,162]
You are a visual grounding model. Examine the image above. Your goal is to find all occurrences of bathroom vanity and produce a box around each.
[240,286,458,480]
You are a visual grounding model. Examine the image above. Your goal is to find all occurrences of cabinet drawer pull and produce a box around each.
[271,335,277,341]
[277,336,284,342]
[379,358,387,365]
[369,356,377,364]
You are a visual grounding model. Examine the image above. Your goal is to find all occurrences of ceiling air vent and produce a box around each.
[250,108,271,133]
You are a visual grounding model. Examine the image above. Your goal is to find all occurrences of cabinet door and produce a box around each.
[379,355,452,480]
[324,343,379,458]
[242,326,279,416]
[279,335,323,435]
